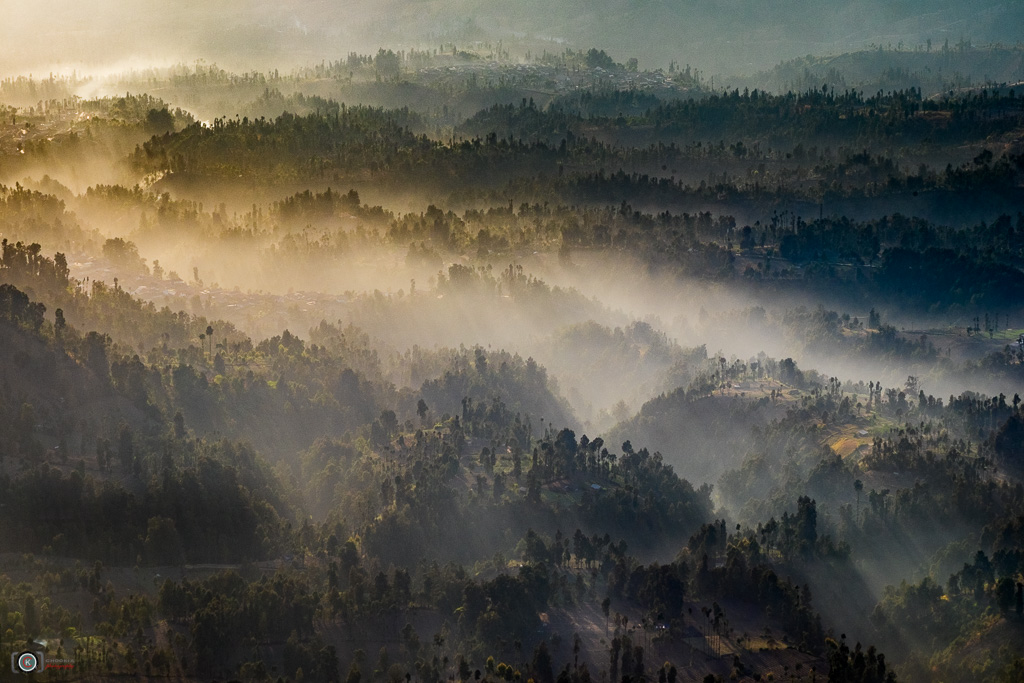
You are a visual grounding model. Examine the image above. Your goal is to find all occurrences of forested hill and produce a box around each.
[4,8,1024,678]
[3,268,1023,680]
[730,45,1024,97]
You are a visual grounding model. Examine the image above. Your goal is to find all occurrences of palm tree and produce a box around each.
[206,325,214,356]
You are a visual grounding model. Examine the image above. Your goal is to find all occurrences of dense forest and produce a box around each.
[2,3,1024,682]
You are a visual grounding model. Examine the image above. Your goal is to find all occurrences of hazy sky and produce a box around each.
[3,1,1019,80]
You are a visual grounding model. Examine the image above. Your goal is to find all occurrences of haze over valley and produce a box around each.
[2,3,1024,682]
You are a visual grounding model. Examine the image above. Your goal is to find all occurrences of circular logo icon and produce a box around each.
[17,652,38,672]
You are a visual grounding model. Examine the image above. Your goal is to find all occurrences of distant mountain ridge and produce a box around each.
[727,44,1024,96]
[2,0,1023,78]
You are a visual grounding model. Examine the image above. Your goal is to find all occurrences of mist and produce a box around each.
[3,3,1024,682]
[6,1,1024,79]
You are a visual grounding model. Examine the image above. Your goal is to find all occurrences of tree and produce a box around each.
[83,331,110,379]
[117,423,135,474]
[868,308,881,329]
[532,642,554,683]
[346,662,361,683]
[401,623,420,656]
[145,107,175,133]
[24,595,39,636]
[372,410,400,446]
[996,578,1016,613]
[779,358,802,386]
[145,517,184,565]
[315,646,340,682]
[585,48,616,70]
[102,237,145,272]
[16,402,38,459]
[54,307,65,343]
[54,252,69,284]
[992,414,1024,470]
[795,496,817,557]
